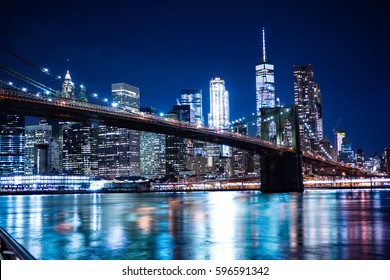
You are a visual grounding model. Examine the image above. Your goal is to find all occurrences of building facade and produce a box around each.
[0,113,25,176]
[293,64,323,154]
[61,70,75,99]
[140,107,166,179]
[181,89,204,125]
[24,119,52,174]
[256,28,275,136]
[63,123,98,176]
[98,83,140,179]
[208,77,229,130]
[207,77,232,177]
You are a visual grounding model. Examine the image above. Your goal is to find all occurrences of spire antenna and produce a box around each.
[262,27,266,62]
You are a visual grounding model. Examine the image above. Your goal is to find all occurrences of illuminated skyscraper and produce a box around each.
[63,123,98,176]
[61,70,75,99]
[181,89,204,125]
[140,107,166,179]
[383,148,390,175]
[338,137,355,164]
[111,83,140,112]
[164,113,187,175]
[356,148,364,168]
[336,131,346,160]
[0,113,24,175]
[256,28,275,136]
[207,77,231,177]
[98,83,140,179]
[208,77,229,129]
[294,64,323,154]
[24,119,52,174]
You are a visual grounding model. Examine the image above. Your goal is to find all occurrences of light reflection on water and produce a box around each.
[0,189,389,260]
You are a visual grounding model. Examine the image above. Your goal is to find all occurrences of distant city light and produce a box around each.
[112,102,118,107]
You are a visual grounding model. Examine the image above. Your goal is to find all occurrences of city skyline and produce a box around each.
[1,0,388,156]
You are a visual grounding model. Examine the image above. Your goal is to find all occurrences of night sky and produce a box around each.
[1,0,389,157]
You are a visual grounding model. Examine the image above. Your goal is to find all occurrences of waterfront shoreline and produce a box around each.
[1,185,390,195]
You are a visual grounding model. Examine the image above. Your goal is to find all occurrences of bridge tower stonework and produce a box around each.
[259,106,304,193]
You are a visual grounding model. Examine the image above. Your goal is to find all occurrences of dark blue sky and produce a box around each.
[1,0,389,156]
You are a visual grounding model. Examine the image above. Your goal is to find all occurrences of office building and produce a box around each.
[293,64,323,154]
[164,113,186,175]
[383,148,390,175]
[63,123,98,176]
[111,83,140,113]
[181,89,204,125]
[140,107,166,179]
[48,137,61,173]
[356,148,364,168]
[24,119,52,174]
[231,123,254,177]
[98,83,140,179]
[207,77,232,177]
[208,77,229,129]
[256,28,275,136]
[61,70,75,99]
[0,113,25,176]
[336,131,346,160]
[338,137,355,164]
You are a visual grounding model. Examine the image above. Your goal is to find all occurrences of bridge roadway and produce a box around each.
[0,88,367,177]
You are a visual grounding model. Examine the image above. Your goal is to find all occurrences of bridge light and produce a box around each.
[93,93,98,97]
[42,68,49,73]
[112,102,118,107]
[22,87,27,92]
[80,84,84,88]
[159,113,164,117]
[45,90,50,95]
[57,76,61,79]
[103,98,108,102]
[8,82,13,85]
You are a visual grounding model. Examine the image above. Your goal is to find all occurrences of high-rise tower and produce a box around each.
[181,89,204,125]
[24,119,52,175]
[208,77,229,129]
[256,28,275,136]
[61,70,75,99]
[0,113,24,176]
[293,64,323,154]
[97,83,140,179]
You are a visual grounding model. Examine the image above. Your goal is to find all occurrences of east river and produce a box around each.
[0,189,389,260]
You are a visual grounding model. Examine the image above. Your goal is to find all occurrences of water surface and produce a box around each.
[0,189,389,260]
